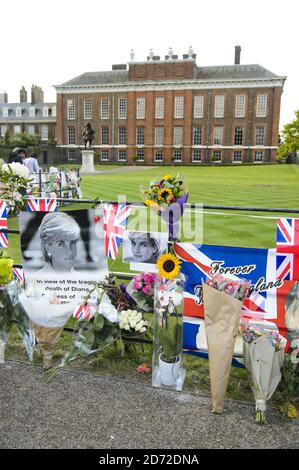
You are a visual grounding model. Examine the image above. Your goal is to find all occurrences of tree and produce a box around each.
[278,110,299,159]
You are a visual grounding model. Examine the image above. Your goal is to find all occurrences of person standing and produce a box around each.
[24,152,40,174]
[8,147,27,164]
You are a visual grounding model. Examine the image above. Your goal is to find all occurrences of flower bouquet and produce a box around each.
[0,162,32,215]
[0,251,35,362]
[242,324,286,424]
[141,174,188,241]
[280,339,299,419]
[119,308,152,353]
[126,272,156,311]
[202,274,250,413]
[45,275,139,379]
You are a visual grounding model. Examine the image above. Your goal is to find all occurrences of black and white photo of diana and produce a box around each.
[18,209,108,328]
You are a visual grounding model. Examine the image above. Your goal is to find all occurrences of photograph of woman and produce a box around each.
[18,208,108,369]
[285,282,299,332]
[38,212,80,274]
[123,231,168,267]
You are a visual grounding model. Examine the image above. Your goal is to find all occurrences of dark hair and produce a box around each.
[18,148,27,155]
[30,153,37,158]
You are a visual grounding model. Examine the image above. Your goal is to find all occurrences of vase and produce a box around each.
[152,274,186,391]
[159,353,181,386]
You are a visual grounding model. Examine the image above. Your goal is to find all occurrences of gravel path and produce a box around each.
[0,361,298,449]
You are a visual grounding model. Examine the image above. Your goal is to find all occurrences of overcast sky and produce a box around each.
[1,0,298,130]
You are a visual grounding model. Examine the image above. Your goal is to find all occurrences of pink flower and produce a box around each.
[136,363,151,373]
[224,283,238,297]
[133,280,142,290]
[142,284,151,295]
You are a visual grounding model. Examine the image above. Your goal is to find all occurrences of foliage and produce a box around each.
[277,110,299,159]
[156,277,183,363]
[280,343,299,419]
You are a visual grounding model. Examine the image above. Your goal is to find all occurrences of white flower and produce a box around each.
[123,323,130,331]
[169,291,182,306]
[98,302,119,323]
[140,327,147,333]
[129,320,137,328]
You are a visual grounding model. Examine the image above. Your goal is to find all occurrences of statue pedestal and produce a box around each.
[80,150,95,174]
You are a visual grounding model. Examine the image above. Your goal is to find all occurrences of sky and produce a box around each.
[1,0,298,130]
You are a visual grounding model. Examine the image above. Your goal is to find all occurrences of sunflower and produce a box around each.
[157,188,173,201]
[163,174,173,181]
[145,199,159,208]
[157,253,181,279]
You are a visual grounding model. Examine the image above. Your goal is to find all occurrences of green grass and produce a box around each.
[4,164,299,409]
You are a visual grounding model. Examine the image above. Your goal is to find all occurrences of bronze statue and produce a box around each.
[82,123,95,149]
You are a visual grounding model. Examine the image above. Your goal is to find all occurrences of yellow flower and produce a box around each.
[163,175,173,180]
[145,199,159,208]
[281,403,298,418]
[158,188,173,201]
[157,253,181,279]
[0,257,14,284]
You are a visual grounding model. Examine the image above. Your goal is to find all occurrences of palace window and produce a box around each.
[67,99,75,120]
[234,127,243,146]
[192,149,202,162]
[136,127,144,145]
[235,95,245,117]
[213,127,223,145]
[193,127,202,145]
[136,97,145,119]
[155,96,164,118]
[174,96,184,118]
[194,96,204,118]
[68,127,75,145]
[213,150,222,162]
[101,150,109,161]
[155,150,163,162]
[256,94,267,117]
[101,127,109,145]
[118,98,127,119]
[118,149,127,161]
[84,100,92,120]
[255,126,265,145]
[254,151,264,162]
[173,149,182,161]
[118,127,126,145]
[233,151,242,162]
[101,99,109,119]
[173,127,183,146]
[214,95,225,118]
[155,127,164,146]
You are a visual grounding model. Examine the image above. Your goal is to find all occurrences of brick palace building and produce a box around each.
[54,46,286,165]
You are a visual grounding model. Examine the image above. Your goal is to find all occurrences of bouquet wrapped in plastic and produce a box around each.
[202,274,250,413]
[141,174,188,241]
[242,324,286,424]
[0,251,35,362]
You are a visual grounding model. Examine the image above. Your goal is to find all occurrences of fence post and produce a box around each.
[39,169,42,196]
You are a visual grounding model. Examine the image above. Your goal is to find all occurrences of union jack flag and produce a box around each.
[276,218,299,280]
[12,267,25,284]
[27,198,57,212]
[0,200,8,248]
[73,303,96,321]
[174,242,277,319]
[102,204,131,259]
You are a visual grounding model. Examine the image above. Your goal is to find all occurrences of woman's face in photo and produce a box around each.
[45,237,78,271]
[130,237,155,262]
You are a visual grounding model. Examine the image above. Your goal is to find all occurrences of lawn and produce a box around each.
[4,164,299,410]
